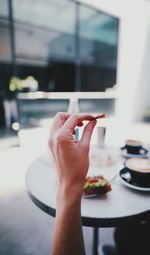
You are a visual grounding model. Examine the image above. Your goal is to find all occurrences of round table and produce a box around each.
[26,153,150,255]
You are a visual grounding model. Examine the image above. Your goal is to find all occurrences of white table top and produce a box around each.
[26,153,150,227]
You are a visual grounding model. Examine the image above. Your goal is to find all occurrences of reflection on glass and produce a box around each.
[0,0,11,97]
[0,20,11,62]
[79,5,118,91]
[0,0,9,17]
[0,0,119,92]
[13,0,75,35]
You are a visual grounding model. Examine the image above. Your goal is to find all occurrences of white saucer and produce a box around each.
[119,169,150,191]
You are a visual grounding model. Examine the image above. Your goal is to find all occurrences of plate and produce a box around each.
[119,168,150,191]
[82,193,98,198]
[120,150,148,158]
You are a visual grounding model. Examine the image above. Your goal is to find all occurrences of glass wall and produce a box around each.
[0,0,119,92]
[79,5,118,91]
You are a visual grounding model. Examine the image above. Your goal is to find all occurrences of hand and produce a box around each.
[49,112,105,255]
[48,112,98,195]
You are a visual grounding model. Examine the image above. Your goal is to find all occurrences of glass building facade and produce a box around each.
[0,0,119,93]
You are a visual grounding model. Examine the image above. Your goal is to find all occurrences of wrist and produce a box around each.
[57,175,84,194]
[56,183,83,208]
[57,183,83,197]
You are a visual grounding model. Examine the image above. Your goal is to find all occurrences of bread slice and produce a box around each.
[83,175,112,196]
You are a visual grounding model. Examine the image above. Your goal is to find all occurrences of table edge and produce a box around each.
[28,191,150,228]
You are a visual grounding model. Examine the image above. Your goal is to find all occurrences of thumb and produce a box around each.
[81,120,97,146]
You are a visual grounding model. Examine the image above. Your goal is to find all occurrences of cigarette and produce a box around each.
[93,113,106,120]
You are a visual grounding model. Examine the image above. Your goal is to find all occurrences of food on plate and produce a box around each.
[83,175,112,196]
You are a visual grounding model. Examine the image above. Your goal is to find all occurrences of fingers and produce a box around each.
[50,112,70,135]
[61,114,95,132]
[77,121,83,127]
[81,119,97,146]
[49,113,70,149]
[50,112,106,139]
[54,112,70,127]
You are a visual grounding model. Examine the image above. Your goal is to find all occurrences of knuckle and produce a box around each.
[55,112,62,118]
[55,112,66,118]
[72,113,79,119]
[55,133,66,145]
[70,113,79,122]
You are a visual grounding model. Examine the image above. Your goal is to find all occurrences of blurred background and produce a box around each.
[0,0,119,130]
[0,0,150,254]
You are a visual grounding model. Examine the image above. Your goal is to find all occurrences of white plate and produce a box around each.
[82,193,98,198]
[119,170,150,191]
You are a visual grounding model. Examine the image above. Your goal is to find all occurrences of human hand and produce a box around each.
[48,112,105,195]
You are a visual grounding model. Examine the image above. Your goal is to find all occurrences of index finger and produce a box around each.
[70,113,106,129]
[61,114,96,132]
[50,112,70,136]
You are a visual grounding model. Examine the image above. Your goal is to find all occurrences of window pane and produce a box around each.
[12,0,76,91]
[0,0,11,62]
[13,0,76,64]
[0,0,119,93]
[79,5,119,91]
[0,19,11,62]
[13,0,76,35]
[0,0,9,18]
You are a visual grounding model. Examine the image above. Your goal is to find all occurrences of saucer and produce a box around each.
[119,168,150,191]
[120,149,148,158]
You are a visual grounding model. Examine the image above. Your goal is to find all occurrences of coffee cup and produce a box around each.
[125,158,150,186]
[121,139,148,155]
